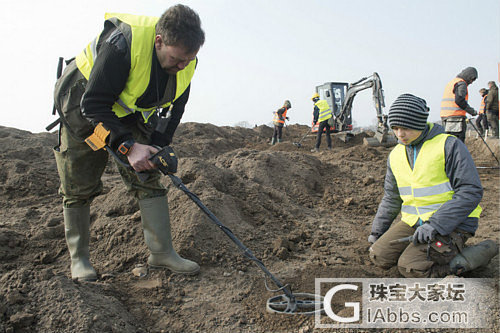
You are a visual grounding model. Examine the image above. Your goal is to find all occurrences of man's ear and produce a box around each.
[154,35,163,49]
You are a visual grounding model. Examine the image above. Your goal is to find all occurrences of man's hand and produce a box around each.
[127,143,159,172]
[412,223,436,244]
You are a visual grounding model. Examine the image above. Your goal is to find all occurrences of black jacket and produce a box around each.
[453,67,477,115]
[81,21,190,149]
[486,84,499,112]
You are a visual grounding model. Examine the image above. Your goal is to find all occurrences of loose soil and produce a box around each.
[0,123,498,333]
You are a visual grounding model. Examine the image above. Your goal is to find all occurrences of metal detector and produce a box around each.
[107,146,324,315]
[167,174,323,314]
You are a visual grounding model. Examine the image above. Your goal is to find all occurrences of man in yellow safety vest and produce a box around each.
[310,93,333,152]
[368,94,498,278]
[52,5,205,281]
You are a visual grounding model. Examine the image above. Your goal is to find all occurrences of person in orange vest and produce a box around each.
[440,67,478,142]
[485,81,499,138]
[270,100,291,145]
[475,88,489,137]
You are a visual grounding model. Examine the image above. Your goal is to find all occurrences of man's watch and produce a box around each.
[117,139,135,156]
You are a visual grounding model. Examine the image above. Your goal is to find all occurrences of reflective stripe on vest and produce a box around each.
[273,108,287,125]
[440,77,468,117]
[315,100,332,122]
[389,132,481,227]
[75,13,196,122]
[479,95,486,114]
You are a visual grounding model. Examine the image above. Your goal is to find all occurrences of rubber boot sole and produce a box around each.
[148,264,200,275]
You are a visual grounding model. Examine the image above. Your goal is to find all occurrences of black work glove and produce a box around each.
[149,146,178,175]
[286,117,289,121]
[412,223,436,244]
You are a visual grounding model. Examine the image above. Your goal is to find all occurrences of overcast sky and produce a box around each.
[2,0,499,133]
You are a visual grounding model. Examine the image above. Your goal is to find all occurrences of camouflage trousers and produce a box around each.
[53,60,166,208]
[369,221,471,278]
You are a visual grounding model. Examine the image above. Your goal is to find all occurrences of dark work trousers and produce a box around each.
[315,120,331,149]
[486,110,499,138]
[273,125,283,140]
[441,116,467,143]
[475,113,489,136]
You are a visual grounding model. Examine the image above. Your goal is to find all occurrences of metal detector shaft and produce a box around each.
[167,174,295,301]
[468,119,500,165]
[293,128,311,147]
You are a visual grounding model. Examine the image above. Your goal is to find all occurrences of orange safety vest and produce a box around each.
[273,108,288,125]
[440,78,468,117]
[479,95,487,114]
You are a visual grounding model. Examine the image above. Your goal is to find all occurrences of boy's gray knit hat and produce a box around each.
[388,93,429,131]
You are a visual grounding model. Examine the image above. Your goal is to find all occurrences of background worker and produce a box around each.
[270,100,291,145]
[311,93,333,152]
[368,94,498,278]
[485,81,499,138]
[440,67,478,142]
[53,5,205,281]
[475,88,489,137]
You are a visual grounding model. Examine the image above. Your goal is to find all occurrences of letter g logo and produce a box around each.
[324,284,360,323]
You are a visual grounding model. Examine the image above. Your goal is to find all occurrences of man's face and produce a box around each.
[155,35,198,75]
[392,126,422,145]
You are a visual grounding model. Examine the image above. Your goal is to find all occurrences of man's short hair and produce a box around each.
[156,4,205,54]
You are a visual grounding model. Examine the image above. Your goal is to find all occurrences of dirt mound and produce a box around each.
[0,124,498,332]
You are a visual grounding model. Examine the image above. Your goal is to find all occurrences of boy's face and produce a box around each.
[392,126,422,145]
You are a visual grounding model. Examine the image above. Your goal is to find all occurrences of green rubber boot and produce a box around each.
[270,137,276,145]
[64,206,97,281]
[277,138,282,143]
[449,240,499,274]
[139,196,200,274]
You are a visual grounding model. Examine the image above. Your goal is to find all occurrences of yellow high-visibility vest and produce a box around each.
[440,78,468,118]
[75,13,196,122]
[315,100,332,122]
[389,129,481,227]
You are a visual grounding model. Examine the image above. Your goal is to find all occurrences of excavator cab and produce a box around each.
[312,82,352,133]
[313,73,397,147]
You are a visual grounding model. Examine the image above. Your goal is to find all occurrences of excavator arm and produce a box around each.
[336,72,396,146]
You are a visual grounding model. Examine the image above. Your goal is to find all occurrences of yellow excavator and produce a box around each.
[312,72,397,147]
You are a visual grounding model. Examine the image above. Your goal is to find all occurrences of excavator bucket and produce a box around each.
[363,132,398,147]
[336,132,354,143]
